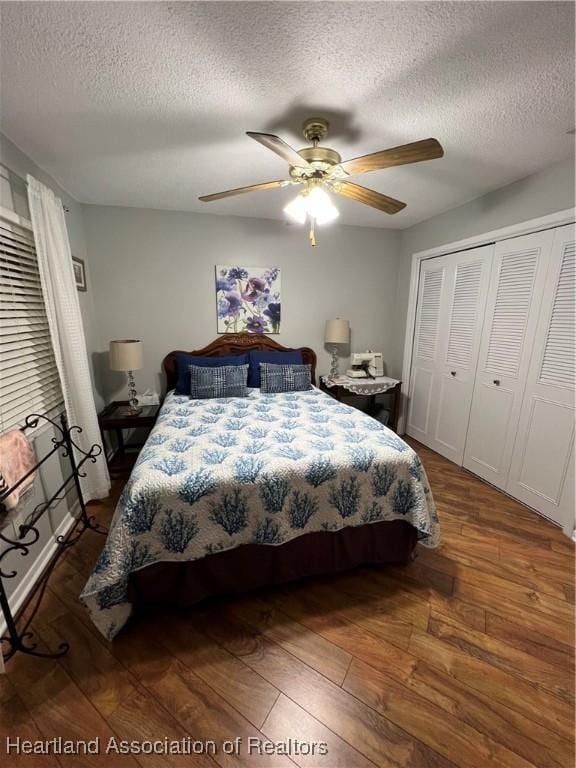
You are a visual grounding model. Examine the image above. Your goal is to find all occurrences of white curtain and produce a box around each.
[27,175,110,502]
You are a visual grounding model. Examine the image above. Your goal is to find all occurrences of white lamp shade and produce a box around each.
[324,318,350,344]
[109,340,143,372]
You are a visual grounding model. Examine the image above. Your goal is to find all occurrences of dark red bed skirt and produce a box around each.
[130,520,417,608]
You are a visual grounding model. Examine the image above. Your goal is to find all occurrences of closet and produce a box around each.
[407,245,493,465]
[406,222,575,529]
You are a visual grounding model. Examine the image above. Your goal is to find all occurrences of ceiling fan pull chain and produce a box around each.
[309,217,317,247]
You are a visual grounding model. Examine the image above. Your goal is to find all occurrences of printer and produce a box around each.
[347,351,384,378]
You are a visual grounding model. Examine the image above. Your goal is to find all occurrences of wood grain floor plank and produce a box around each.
[344,658,535,768]
[270,595,572,768]
[376,561,455,597]
[158,609,280,728]
[149,658,295,768]
[453,582,575,646]
[313,617,573,768]
[335,570,431,630]
[267,590,417,684]
[262,694,376,768]
[274,579,414,651]
[434,535,501,565]
[422,549,573,607]
[195,608,454,768]
[369,568,486,633]
[108,612,176,688]
[550,539,576,556]
[428,593,486,632]
[225,595,352,685]
[455,569,575,623]
[6,636,141,768]
[0,684,62,768]
[428,614,574,704]
[48,557,111,638]
[406,659,573,768]
[562,583,575,603]
[460,521,565,557]
[39,606,137,719]
[500,551,575,592]
[485,612,575,673]
[474,507,568,544]
[409,628,574,740]
[108,687,218,768]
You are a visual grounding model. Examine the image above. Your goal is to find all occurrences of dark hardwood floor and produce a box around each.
[1,438,574,767]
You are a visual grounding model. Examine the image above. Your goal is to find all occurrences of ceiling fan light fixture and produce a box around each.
[307,186,339,225]
[283,193,308,224]
[283,187,339,226]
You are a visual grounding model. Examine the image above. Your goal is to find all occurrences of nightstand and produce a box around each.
[98,400,160,471]
[320,376,402,432]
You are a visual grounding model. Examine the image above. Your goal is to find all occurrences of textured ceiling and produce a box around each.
[0,1,574,228]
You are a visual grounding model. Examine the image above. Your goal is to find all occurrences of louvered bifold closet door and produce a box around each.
[426,246,493,464]
[406,260,446,445]
[507,224,576,527]
[0,220,63,431]
[406,245,492,463]
[463,229,555,489]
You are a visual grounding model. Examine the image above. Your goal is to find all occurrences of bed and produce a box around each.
[81,334,439,639]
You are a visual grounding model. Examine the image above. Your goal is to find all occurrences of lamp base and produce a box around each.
[124,370,142,416]
[329,346,339,378]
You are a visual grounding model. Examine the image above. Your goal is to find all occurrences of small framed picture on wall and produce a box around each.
[72,256,87,292]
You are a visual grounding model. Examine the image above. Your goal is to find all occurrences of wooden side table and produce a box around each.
[98,400,160,471]
[320,376,402,432]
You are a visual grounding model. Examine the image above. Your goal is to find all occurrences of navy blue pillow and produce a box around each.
[247,349,303,387]
[174,353,248,395]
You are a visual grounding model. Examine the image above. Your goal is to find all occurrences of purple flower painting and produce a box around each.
[216,266,281,334]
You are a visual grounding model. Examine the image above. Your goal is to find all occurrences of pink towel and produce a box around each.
[0,430,36,514]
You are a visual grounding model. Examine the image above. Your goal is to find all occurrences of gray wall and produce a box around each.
[82,206,402,400]
[391,159,575,375]
[83,158,574,400]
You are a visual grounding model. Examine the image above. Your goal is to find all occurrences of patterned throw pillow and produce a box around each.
[247,350,303,387]
[259,363,312,393]
[189,364,249,399]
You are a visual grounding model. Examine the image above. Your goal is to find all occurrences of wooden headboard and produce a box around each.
[163,333,317,391]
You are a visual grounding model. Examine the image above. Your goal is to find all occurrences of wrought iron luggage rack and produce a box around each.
[0,412,107,663]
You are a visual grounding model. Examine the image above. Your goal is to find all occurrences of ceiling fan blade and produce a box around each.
[332,180,406,214]
[199,180,289,202]
[246,132,312,168]
[339,138,444,176]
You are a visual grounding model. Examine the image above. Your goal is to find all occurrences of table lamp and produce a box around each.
[324,318,350,378]
[109,340,143,415]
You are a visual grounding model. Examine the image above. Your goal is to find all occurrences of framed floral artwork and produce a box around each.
[215,266,281,334]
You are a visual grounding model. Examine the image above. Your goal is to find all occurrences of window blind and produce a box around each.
[0,219,63,431]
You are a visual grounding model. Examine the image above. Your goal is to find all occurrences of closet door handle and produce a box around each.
[450,371,456,377]
[493,379,501,386]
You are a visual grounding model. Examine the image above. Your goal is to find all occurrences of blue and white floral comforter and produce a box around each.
[81,388,439,638]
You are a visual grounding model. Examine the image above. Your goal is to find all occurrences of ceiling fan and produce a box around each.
[199,117,444,245]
